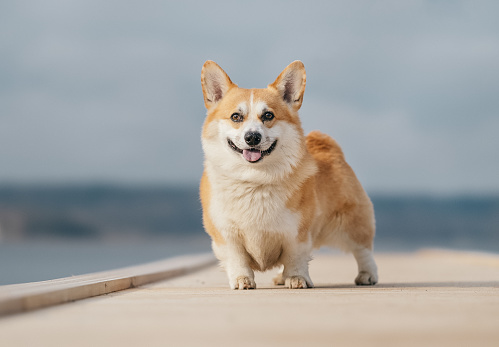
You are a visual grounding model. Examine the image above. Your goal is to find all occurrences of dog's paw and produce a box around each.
[355,271,378,285]
[232,276,256,290]
[285,276,313,289]
[273,272,285,285]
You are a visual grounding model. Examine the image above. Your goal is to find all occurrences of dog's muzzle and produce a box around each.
[227,139,277,163]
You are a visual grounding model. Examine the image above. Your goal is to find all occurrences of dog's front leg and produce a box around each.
[214,242,256,290]
[226,245,256,290]
[280,241,314,289]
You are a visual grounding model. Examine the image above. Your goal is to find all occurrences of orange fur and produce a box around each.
[199,173,225,245]
[306,131,375,249]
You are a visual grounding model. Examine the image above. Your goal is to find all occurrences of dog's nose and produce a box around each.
[244,132,262,146]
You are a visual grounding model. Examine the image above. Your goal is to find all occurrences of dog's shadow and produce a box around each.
[259,281,499,289]
[311,281,499,289]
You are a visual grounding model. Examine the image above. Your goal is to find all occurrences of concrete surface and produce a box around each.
[1,249,498,346]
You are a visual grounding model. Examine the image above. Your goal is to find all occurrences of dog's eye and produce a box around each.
[230,113,243,122]
[261,111,275,122]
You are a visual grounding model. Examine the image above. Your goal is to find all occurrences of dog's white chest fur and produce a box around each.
[209,177,299,236]
[208,174,300,269]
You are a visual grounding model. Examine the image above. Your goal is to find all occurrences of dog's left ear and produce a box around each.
[269,61,306,111]
[201,60,236,110]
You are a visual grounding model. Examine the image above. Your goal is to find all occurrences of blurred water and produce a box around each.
[0,236,212,285]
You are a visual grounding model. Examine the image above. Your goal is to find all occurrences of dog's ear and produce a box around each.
[269,61,306,111]
[201,61,236,110]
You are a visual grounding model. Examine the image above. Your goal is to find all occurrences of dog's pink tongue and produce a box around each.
[243,149,262,162]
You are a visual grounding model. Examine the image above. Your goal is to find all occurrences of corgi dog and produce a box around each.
[200,60,378,289]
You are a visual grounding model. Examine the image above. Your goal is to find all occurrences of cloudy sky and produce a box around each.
[1,1,498,194]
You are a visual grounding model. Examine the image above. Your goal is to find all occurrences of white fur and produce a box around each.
[253,101,268,117]
[236,101,248,116]
[280,236,314,288]
[352,247,378,285]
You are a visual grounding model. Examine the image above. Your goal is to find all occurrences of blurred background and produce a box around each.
[1,1,498,285]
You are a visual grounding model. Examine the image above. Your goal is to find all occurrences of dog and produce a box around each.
[200,60,378,289]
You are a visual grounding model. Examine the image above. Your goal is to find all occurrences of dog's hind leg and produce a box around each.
[333,202,378,285]
[352,246,378,285]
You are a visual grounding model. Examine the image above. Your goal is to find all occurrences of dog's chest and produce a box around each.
[209,181,300,238]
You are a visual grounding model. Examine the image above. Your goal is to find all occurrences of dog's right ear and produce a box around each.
[201,61,235,110]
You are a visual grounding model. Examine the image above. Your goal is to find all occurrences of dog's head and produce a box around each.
[201,61,307,181]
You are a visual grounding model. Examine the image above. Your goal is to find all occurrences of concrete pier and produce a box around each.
[1,249,498,346]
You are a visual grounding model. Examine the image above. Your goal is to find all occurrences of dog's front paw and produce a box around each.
[232,276,256,290]
[285,276,313,289]
[355,271,378,285]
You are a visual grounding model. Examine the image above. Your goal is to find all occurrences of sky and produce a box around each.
[1,1,498,195]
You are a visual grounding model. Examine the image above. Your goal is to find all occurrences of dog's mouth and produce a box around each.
[227,139,277,163]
